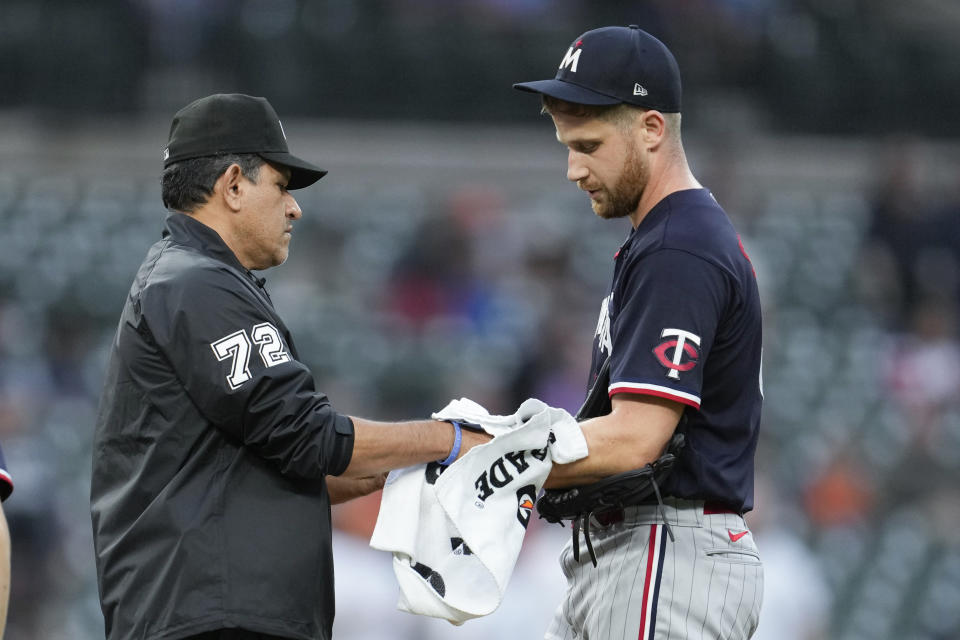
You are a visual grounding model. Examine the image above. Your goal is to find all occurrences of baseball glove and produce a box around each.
[536,432,685,566]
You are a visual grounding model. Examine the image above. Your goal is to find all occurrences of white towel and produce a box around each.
[370,398,588,624]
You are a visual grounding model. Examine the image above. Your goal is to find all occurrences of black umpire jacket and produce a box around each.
[91,213,355,640]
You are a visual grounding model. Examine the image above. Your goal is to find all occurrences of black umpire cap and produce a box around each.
[514,25,682,113]
[163,93,327,190]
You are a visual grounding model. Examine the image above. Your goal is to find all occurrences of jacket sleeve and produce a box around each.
[140,264,354,478]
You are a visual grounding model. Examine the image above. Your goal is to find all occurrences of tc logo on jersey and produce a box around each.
[653,328,701,380]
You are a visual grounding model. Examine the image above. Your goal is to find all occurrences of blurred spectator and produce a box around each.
[883,297,960,441]
[386,212,481,329]
[860,140,959,330]
[751,472,829,640]
[509,315,591,415]
[802,452,875,529]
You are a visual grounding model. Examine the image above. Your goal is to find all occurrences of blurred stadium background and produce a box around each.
[2,1,960,638]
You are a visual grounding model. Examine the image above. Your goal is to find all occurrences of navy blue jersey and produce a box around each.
[589,189,762,512]
[0,442,11,501]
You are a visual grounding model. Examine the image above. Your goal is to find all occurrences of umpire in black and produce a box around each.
[90,94,489,640]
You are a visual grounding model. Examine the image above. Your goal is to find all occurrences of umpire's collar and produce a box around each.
[162,212,252,276]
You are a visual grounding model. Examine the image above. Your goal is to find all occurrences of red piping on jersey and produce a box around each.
[609,386,701,410]
[738,235,757,279]
[637,524,658,640]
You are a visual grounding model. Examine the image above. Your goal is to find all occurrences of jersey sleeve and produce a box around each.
[0,443,11,501]
[140,266,354,478]
[608,249,728,409]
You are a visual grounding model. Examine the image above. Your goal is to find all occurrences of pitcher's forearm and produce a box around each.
[545,395,683,489]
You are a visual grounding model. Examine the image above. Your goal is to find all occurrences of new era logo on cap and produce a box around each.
[513,25,682,113]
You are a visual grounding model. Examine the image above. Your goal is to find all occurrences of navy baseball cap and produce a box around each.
[513,25,681,113]
[163,93,327,190]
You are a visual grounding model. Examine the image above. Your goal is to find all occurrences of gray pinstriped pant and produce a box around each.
[545,499,763,640]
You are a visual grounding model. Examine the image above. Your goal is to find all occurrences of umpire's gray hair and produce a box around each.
[161,153,264,213]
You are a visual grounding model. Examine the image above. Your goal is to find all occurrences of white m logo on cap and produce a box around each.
[559,47,582,73]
